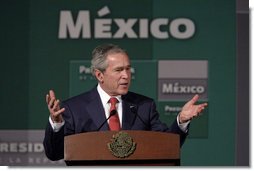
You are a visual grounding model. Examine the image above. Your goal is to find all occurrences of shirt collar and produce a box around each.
[97,84,122,105]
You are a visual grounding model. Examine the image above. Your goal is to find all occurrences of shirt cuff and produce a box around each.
[177,115,190,133]
[49,116,65,132]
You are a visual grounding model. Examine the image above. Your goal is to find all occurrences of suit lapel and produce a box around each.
[85,88,109,131]
[122,95,137,130]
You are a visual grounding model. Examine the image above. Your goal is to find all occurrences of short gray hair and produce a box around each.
[91,44,128,75]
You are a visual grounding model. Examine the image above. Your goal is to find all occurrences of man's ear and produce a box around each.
[94,69,104,83]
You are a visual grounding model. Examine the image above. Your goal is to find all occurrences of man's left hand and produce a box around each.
[179,94,208,123]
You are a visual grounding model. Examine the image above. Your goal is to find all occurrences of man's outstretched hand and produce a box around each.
[46,90,65,123]
[179,94,208,124]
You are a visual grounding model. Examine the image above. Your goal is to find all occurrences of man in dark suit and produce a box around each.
[43,44,207,161]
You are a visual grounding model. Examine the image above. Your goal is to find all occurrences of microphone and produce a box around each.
[96,109,117,131]
[129,105,150,130]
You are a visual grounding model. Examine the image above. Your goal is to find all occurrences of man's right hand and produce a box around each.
[46,90,65,123]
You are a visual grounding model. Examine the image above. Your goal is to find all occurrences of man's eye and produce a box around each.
[115,69,122,72]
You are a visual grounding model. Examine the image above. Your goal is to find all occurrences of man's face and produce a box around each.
[97,53,131,96]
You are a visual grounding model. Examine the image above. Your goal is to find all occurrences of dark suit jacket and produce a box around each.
[43,86,188,161]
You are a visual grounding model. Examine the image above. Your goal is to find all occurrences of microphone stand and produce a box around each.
[96,110,117,131]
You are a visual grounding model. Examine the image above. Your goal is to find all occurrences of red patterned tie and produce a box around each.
[108,97,120,131]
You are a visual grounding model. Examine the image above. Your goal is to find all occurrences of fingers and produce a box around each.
[53,99,60,109]
[46,90,55,104]
[189,94,199,105]
[200,103,208,111]
[46,89,65,117]
[196,103,208,115]
[190,103,208,118]
[48,98,61,112]
[45,89,66,123]
[49,90,56,99]
[187,94,208,108]
[180,98,208,123]
[46,95,50,106]
[48,99,65,122]
[48,97,54,108]
[52,108,65,118]
[50,107,65,123]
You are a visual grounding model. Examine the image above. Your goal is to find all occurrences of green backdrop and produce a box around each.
[1,0,236,166]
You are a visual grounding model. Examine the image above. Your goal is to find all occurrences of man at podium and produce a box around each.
[43,44,207,161]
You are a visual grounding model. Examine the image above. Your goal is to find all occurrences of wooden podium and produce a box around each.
[64,130,180,166]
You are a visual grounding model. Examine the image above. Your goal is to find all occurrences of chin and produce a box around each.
[118,89,129,95]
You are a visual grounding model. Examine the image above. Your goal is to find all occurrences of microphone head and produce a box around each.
[110,109,117,116]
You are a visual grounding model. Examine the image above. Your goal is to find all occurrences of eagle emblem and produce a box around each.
[107,131,136,158]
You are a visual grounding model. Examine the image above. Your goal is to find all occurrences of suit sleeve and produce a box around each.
[43,101,75,161]
[149,100,188,147]
[43,122,64,161]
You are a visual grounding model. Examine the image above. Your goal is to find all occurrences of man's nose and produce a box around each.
[121,69,130,78]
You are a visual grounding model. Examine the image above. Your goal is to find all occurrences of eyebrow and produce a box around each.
[114,65,131,70]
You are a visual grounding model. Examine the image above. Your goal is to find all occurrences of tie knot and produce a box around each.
[109,97,118,105]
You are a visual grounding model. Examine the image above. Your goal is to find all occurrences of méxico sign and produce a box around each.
[58,6,196,39]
